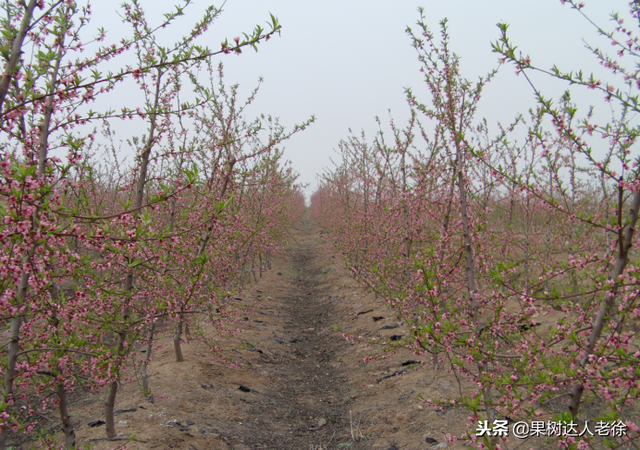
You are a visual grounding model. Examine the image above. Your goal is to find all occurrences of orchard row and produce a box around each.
[0,1,311,448]
[311,4,640,449]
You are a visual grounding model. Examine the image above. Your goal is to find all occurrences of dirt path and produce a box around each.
[224,218,354,449]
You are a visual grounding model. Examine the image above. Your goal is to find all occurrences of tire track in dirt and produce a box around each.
[230,218,356,449]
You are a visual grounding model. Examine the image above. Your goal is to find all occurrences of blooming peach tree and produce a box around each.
[0,0,309,448]
[313,4,640,449]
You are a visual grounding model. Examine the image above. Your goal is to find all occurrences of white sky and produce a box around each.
[86,0,633,198]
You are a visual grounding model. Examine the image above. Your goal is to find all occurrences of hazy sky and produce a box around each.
[87,0,632,197]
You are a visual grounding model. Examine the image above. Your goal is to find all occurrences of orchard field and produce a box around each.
[0,1,639,449]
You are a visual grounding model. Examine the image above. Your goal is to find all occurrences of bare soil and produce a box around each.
[19,217,628,450]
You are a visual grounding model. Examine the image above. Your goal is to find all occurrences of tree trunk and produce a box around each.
[456,147,478,311]
[0,273,28,450]
[141,323,154,393]
[0,0,37,112]
[173,318,184,362]
[0,7,68,446]
[57,383,76,450]
[251,259,258,283]
[105,330,126,438]
[105,67,162,437]
[568,187,640,418]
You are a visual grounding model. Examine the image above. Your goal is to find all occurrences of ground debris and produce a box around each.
[377,369,408,383]
[238,384,261,394]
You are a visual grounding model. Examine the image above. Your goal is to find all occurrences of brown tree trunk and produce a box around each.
[456,146,478,311]
[173,318,184,362]
[0,7,68,444]
[0,0,37,112]
[105,67,162,437]
[173,159,236,361]
[568,187,640,418]
[57,383,76,450]
[141,323,154,393]
[105,330,126,438]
